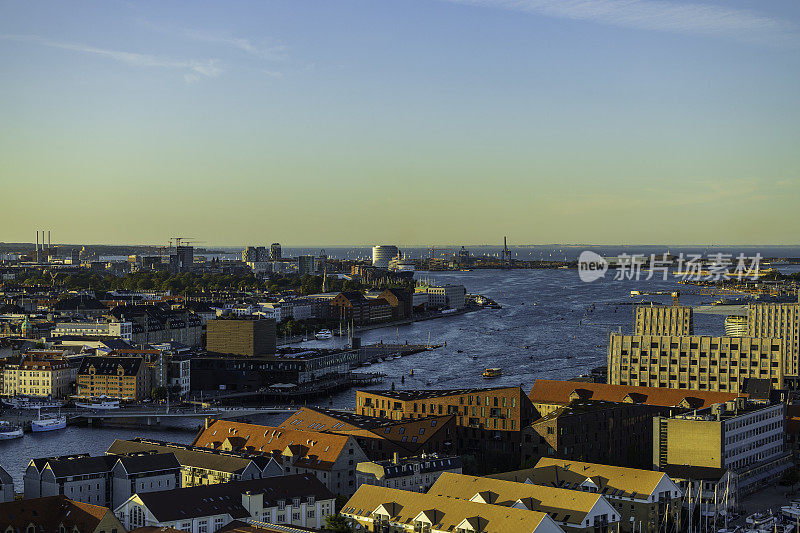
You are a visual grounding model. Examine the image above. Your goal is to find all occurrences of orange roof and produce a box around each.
[280,407,455,453]
[192,419,353,471]
[529,379,745,409]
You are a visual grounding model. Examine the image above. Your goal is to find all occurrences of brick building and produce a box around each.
[355,387,536,467]
[206,318,276,356]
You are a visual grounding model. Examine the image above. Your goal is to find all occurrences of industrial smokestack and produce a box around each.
[36,231,39,251]
[48,230,51,249]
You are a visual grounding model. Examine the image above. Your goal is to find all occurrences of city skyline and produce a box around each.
[2,1,799,245]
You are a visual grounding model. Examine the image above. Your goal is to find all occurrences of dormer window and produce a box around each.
[278,500,286,510]
[293,497,301,507]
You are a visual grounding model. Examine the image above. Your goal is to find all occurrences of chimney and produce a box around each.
[393,452,400,465]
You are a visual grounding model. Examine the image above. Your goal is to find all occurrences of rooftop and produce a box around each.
[342,485,555,533]
[361,386,521,401]
[529,379,744,409]
[134,474,332,522]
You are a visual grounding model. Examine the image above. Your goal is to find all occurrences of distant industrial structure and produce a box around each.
[372,245,399,268]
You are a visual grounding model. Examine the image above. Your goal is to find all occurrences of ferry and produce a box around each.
[2,396,62,410]
[315,329,333,340]
[0,422,23,440]
[482,368,502,378]
[31,410,67,433]
[74,397,120,410]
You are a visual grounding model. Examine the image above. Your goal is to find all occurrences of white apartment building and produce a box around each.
[52,320,133,340]
[115,474,335,532]
[420,285,466,310]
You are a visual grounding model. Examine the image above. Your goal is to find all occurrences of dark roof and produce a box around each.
[741,378,772,400]
[32,454,117,478]
[52,296,107,311]
[78,355,144,376]
[99,338,135,350]
[107,438,275,473]
[0,303,25,314]
[135,474,333,522]
[116,452,181,474]
[663,465,731,481]
[364,387,520,401]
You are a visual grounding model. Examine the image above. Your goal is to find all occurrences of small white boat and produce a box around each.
[315,329,333,340]
[0,422,23,440]
[2,396,62,409]
[745,511,776,532]
[31,409,67,432]
[75,398,120,410]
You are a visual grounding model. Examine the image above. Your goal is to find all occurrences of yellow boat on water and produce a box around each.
[482,368,502,378]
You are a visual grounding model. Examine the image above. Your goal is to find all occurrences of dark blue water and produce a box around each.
[314,268,730,406]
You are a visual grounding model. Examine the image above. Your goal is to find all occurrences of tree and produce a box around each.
[150,386,167,401]
[782,466,800,492]
[323,514,353,533]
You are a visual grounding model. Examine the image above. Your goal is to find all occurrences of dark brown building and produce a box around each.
[356,387,536,471]
[206,318,276,356]
[522,399,669,469]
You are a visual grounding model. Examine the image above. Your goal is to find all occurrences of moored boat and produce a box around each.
[2,396,62,409]
[31,409,67,432]
[315,329,333,340]
[0,422,23,440]
[74,397,120,410]
[482,368,502,378]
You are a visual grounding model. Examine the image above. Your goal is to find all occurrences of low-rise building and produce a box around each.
[24,452,181,509]
[115,474,335,533]
[0,495,125,533]
[0,465,13,502]
[206,318,277,356]
[430,471,621,532]
[2,351,72,398]
[76,356,151,401]
[341,484,564,533]
[192,419,370,496]
[419,284,466,310]
[52,320,133,340]
[106,438,283,488]
[108,304,203,347]
[281,407,458,461]
[523,399,668,469]
[356,387,536,468]
[491,458,682,533]
[653,399,789,495]
[356,453,462,493]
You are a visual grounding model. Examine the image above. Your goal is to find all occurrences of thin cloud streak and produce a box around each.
[179,28,288,61]
[444,0,799,46]
[0,33,222,79]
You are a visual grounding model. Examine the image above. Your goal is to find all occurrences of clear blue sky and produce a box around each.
[1,0,799,246]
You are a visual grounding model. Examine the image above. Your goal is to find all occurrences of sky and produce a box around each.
[1,0,799,247]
